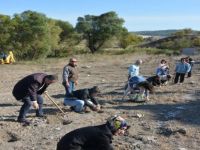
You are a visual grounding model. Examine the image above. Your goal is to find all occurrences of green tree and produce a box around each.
[193,37,200,46]
[119,31,143,49]
[12,10,51,60]
[75,11,126,53]
[47,19,62,57]
[55,20,82,56]
[55,20,74,41]
[173,28,193,37]
[0,14,14,51]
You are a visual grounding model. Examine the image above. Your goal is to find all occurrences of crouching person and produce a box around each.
[12,73,57,125]
[63,86,101,113]
[73,86,101,111]
[124,76,154,101]
[57,115,129,150]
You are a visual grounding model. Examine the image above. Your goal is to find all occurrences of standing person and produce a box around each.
[128,59,143,79]
[63,86,101,112]
[62,58,79,97]
[174,58,191,84]
[185,56,194,77]
[57,115,129,150]
[12,73,57,125]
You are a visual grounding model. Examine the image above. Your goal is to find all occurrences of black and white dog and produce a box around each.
[147,75,171,86]
[122,78,154,101]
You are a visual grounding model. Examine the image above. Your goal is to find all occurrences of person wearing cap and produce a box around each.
[63,86,101,112]
[57,115,129,150]
[12,73,58,125]
[128,59,142,79]
[62,58,79,97]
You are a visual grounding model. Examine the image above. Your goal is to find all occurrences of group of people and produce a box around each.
[11,56,194,149]
[62,58,101,113]
[125,56,194,102]
[12,57,129,149]
[12,57,102,125]
[174,56,194,84]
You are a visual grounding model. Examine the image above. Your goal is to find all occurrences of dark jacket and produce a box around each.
[12,73,48,101]
[57,124,114,150]
[72,88,99,106]
[147,75,161,86]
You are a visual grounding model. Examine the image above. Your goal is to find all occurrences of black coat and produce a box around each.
[12,73,48,101]
[72,89,99,105]
[57,124,114,150]
[146,75,161,86]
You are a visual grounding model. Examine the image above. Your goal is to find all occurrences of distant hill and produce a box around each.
[140,34,200,50]
[131,30,180,37]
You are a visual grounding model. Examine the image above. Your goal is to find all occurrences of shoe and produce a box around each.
[17,118,31,126]
[70,106,75,111]
[36,114,47,118]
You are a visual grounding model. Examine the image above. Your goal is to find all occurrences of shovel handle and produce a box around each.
[44,92,66,115]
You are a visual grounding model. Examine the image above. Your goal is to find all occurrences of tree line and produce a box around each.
[0,10,143,60]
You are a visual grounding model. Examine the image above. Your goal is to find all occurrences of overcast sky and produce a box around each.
[0,0,200,31]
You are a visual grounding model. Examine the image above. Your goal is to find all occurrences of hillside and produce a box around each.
[132,30,179,37]
[132,29,200,37]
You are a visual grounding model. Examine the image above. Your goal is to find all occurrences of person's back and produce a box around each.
[12,73,47,100]
[128,59,142,78]
[72,88,89,100]
[128,65,139,77]
[57,124,113,150]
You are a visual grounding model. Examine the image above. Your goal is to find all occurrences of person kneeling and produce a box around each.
[63,86,101,113]
[57,115,129,150]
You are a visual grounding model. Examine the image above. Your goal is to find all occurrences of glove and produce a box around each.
[32,101,39,109]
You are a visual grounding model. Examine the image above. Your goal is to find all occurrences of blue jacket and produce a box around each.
[175,62,191,73]
[156,67,169,76]
[129,76,146,87]
[128,65,139,77]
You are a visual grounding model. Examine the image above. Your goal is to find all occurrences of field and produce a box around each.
[0,54,200,150]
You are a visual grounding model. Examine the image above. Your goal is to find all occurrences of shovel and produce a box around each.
[44,91,72,125]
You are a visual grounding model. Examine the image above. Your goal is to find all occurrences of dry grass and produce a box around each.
[0,53,200,149]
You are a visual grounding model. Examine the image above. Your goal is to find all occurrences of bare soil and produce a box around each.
[0,54,200,150]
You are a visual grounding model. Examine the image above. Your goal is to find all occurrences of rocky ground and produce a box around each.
[0,54,200,150]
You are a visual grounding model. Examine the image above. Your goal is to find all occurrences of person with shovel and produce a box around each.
[57,115,129,150]
[12,73,57,125]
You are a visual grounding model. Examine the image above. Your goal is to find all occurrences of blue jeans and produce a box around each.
[18,95,44,120]
[62,81,75,96]
[63,98,84,112]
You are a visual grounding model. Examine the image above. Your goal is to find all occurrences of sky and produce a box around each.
[0,0,200,31]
